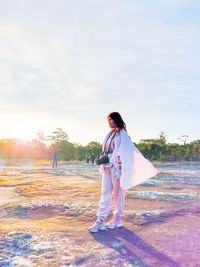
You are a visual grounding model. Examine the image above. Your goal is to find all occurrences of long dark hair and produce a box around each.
[108,112,127,131]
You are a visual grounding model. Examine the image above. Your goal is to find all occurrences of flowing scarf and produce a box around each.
[109,129,159,190]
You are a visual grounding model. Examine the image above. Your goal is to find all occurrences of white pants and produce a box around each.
[97,167,126,222]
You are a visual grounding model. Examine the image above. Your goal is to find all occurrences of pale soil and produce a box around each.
[0,161,200,267]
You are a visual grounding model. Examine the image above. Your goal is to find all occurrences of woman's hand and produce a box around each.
[114,169,121,180]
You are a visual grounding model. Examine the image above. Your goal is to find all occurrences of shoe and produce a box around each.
[88,221,106,233]
[106,218,123,229]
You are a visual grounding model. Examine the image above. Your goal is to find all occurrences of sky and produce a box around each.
[0,0,199,145]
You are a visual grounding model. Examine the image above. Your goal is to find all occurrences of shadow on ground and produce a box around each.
[91,227,180,267]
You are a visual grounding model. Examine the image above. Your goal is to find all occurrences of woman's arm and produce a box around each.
[114,155,122,179]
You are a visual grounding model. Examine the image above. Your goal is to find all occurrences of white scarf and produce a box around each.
[109,129,159,190]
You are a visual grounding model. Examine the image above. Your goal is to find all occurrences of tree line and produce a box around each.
[0,128,199,161]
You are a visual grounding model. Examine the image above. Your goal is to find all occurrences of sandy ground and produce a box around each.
[0,160,200,267]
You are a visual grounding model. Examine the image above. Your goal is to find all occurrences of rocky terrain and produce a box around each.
[0,160,200,266]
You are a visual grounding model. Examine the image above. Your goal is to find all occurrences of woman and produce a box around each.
[88,112,159,233]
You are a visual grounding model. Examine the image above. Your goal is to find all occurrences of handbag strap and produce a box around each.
[104,131,116,153]
[103,131,113,152]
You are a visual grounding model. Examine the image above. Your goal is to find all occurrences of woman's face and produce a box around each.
[107,116,117,129]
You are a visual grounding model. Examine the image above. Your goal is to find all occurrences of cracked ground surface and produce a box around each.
[0,160,200,267]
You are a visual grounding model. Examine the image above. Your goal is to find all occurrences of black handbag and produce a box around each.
[95,152,109,165]
[96,132,116,165]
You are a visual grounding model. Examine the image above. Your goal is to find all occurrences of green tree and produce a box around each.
[47,128,75,160]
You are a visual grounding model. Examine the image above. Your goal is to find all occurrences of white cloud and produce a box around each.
[0,1,199,144]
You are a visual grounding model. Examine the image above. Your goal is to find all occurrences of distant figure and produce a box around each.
[90,153,96,164]
[52,150,59,168]
[85,153,90,164]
